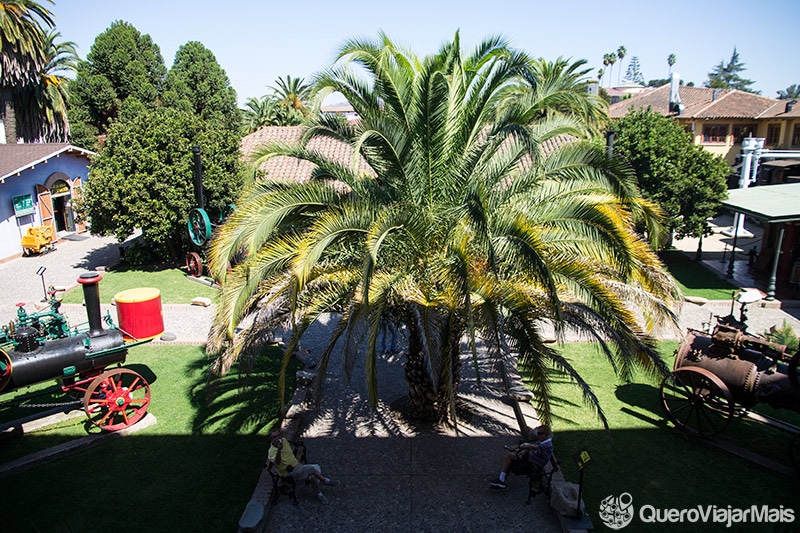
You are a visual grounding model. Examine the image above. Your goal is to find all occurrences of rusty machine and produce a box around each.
[660,303,800,471]
[0,273,152,432]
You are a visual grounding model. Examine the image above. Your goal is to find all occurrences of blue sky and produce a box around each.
[52,0,799,105]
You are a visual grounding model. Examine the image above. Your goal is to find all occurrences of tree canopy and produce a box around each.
[208,32,679,425]
[613,107,729,245]
[78,106,243,261]
[705,47,758,94]
[68,20,166,145]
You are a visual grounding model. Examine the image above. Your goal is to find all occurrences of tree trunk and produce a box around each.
[1,96,17,144]
[403,324,461,421]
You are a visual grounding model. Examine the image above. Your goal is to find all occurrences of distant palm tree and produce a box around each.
[667,53,676,77]
[208,32,679,425]
[777,84,800,100]
[242,95,282,132]
[607,52,617,87]
[602,54,611,86]
[616,45,626,84]
[0,0,55,142]
[270,75,311,112]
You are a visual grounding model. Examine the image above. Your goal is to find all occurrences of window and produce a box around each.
[766,124,781,145]
[732,124,756,144]
[703,124,728,143]
[793,125,800,147]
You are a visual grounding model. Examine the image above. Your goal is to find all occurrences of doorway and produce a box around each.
[50,180,75,233]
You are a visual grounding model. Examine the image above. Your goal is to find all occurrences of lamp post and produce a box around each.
[36,266,47,302]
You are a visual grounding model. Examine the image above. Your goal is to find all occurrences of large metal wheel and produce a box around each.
[186,251,203,277]
[83,368,151,432]
[187,207,212,246]
[660,366,734,437]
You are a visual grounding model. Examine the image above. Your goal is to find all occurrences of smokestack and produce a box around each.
[669,73,684,114]
[77,272,105,337]
[192,145,204,210]
[787,99,797,113]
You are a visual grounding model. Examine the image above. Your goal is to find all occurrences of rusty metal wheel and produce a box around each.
[186,252,203,277]
[660,366,734,438]
[83,368,151,431]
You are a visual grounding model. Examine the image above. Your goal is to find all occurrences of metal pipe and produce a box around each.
[192,145,204,210]
[727,215,740,278]
[77,272,104,337]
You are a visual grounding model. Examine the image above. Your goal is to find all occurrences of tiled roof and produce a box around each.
[240,127,576,184]
[609,84,783,120]
[0,143,94,181]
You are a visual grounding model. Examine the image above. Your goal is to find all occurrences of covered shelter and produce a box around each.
[722,183,800,300]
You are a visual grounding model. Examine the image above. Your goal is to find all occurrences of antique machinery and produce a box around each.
[0,273,152,431]
[660,316,800,471]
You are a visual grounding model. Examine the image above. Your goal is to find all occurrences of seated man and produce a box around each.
[267,427,339,504]
[490,425,553,491]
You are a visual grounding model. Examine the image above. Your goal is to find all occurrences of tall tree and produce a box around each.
[0,0,56,142]
[162,41,241,133]
[616,45,626,85]
[777,84,800,100]
[623,56,645,85]
[270,75,313,118]
[78,106,243,261]
[667,53,676,77]
[613,108,729,257]
[207,33,679,425]
[602,53,611,86]
[68,21,166,140]
[607,52,617,87]
[705,47,758,93]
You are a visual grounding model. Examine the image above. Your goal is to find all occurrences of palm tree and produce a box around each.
[242,94,281,132]
[14,29,76,141]
[0,0,54,142]
[607,52,617,88]
[207,33,679,425]
[616,46,626,84]
[602,54,611,86]
[270,75,312,115]
[667,53,676,77]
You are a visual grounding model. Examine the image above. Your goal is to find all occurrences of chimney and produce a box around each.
[712,88,721,101]
[787,99,797,113]
[669,73,684,114]
[77,272,105,337]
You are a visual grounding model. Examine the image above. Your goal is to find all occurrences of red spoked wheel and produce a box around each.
[186,252,203,277]
[83,368,151,431]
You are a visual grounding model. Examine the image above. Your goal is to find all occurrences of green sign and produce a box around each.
[12,194,34,217]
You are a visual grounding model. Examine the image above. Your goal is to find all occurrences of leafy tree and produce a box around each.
[207,33,679,425]
[623,56,644,85]
[77,106,243,261]
[777,84,800,100]
[0,0,63,142]
[162,41,241,133]
[613,108,729,256]
[705,47,758,94]
[68,21,166,139]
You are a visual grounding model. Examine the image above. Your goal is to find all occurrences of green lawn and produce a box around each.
[547,342,798,532]
[660,250,739,300]
[60,265,218,305]
[1,343,299,533]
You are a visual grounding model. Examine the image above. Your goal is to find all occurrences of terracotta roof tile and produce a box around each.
[609,84,781,120]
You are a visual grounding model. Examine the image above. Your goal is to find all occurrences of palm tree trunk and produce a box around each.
[403,322,461,421]
[1,94,17,144]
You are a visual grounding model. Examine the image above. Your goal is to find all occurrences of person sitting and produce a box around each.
[490,425,553,491]
[267,427,339,504]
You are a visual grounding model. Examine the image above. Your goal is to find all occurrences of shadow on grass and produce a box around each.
[188,344,301,435]
[660,250,738,293]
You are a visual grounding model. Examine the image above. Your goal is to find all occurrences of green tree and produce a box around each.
[162,41,241,133]
[705,47,758,93]
[777,84,800,100]
[78,106,243,261]
[623,56,644,85]
[207,33,679,424]
[68,21,166,140]
[613,108,729,257]
[0,0,58,142]
[616,45,626,85]
[667,53,676,76]
[241,94,281,132]
[606,52,617,87]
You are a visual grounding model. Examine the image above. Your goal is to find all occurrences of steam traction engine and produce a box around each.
[0,273,152,432]
[660,320,800,471]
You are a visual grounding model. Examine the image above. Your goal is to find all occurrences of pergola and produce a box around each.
[722,183,800,300]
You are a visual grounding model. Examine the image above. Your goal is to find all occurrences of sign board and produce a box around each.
[12,194,34,217]
[572,448,593,469]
